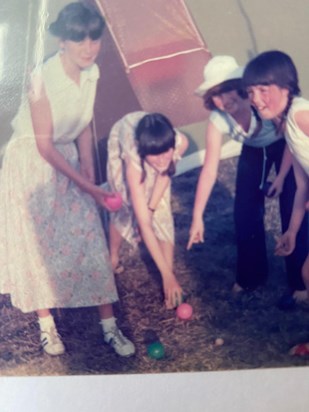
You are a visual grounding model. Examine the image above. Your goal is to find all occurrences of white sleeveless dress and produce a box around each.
[106,111,183,248]
[0,52,118,313]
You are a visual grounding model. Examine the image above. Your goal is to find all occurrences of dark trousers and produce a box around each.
[234,139,308,291]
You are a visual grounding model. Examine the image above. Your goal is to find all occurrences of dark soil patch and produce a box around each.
[1,157,309,376]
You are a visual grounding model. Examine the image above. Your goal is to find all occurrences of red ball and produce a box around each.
[105,193,123,211]
[176,303,193,320]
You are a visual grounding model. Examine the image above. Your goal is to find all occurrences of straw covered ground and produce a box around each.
[1,157,309,376]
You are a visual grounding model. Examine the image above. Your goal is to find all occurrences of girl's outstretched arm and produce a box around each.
[268,144,292,197]
[187,121,223,249]
[77,125,95,184]
[276,109,309,255]
[275,158,309,256]
[148,174,170,211]
[126,159,182,308]
[176,132,189,157]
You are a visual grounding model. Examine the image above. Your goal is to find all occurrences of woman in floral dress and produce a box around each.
[0,2,134,357]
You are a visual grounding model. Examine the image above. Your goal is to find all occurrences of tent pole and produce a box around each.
[94,0,130,72]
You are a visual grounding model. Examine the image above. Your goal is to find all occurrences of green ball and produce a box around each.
[147,342,165,360]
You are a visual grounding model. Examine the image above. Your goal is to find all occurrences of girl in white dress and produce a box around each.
[0,2,135,357]
[106,112,188,309]
[243,50,309,355]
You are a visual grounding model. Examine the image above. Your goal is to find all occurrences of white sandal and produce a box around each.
[114,262,125,275]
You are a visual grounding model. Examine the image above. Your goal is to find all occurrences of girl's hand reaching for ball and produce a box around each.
[163,274,183,309]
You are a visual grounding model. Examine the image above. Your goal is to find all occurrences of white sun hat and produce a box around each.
[195,55,244,97]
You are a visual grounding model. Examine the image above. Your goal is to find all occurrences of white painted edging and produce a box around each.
[175,139,242,176]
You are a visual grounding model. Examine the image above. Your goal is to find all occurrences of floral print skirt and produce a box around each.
[0,137,118,313]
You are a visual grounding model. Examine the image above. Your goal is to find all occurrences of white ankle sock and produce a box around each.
[38,314,56,332]
[100,317,117,334]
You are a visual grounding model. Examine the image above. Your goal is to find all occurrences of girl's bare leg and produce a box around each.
[109,223,123,271]
[37,308,51,318]
[98,303,114,319]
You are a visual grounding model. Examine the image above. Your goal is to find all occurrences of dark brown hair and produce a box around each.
[243,50,300,134]
[135,113,176,182]
[49,2,105,42]
[203,79,248,110]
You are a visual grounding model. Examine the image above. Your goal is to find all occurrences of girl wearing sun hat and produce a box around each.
[187,55,308,305]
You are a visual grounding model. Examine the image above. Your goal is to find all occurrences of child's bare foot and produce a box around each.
[232,282,244,293]
[289,343,309,356]
[111,256,124,275]
[111,257,124,274]
[114,262,124,274]
[292,289,308,302]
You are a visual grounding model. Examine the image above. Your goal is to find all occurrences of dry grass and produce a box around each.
[1,157,309,376]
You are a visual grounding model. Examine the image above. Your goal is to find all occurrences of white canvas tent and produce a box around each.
[94,0,210,127]
[0,0,241,171]
[92,0,241,178]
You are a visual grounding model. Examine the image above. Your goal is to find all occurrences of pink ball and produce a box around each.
[176,303,193,320]
[105,193,123,211]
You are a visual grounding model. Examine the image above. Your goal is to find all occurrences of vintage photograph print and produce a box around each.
[0,0,309,384]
